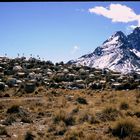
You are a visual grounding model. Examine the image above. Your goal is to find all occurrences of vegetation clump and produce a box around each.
[53,110,75,126]
[120,101,129,110]
[111,118,140,139]
[76,97,88,104]
[24,132,35,140]
[0,126,8,135]
[96,106,119,121]
[7,105,21,114]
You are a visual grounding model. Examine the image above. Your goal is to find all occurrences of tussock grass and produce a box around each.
[0,126,7,135]
[111,117,140,139]
[96,105,119,121]
[120,101,129,110]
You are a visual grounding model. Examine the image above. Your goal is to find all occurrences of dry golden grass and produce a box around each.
[0,88,140,140]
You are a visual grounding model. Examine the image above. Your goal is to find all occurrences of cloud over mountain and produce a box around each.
[88,4,140,26]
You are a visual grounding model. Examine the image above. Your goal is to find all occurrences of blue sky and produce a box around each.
[0,2,140,63]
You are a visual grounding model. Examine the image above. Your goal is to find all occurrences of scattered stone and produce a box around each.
[25,82,36,93]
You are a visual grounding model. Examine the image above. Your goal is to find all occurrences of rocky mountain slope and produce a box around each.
[69,27,140,74]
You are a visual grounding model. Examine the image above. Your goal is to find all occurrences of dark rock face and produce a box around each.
[128,27,140,51]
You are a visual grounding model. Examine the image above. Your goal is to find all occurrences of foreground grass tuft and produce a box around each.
[111,118,140,139]
[96,106,119,121]
[120,101,129,110]
[0,126,8,135]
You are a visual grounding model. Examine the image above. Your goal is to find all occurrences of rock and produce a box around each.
[13,65,23,72]
[63,69,69,74]
[0,66,4,72]
[89,82,102,90]
[47,72,53,76]
[111,82,122,90]
[28,72,35,79]
[0,82,5,90]
[6,78,17,87]
[25,82,36,93]
[89,74,95,79]
[17,72,25,78]
[4,70,13,75]
[16,80,22,84]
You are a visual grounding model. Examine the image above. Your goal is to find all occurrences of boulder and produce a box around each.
[25,82,36,93]
[13,65,23,72]
[111,82,122,90]
[89,82,102,90]
[17,72,25,78]
[28,72,35,79]
[63,69,69,74]
[6,78,17,87]
[0,66,4,72]
[0,82,5,90]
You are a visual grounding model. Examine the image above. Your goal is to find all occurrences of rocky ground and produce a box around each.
[0,56,140,140]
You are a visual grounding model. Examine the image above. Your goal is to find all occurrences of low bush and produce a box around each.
[53,110,66,124]
[0,126,7,135]
[78,112,99,124]
[96,106,119,121]
[53,110,75,126]
[111,118,140,139]
[120,101,129,110]
[64,114,75,126]
[64,129,84,140]
[24,132,35,140]
[21,116,33,123]
[134,110,140,118]
[7,105,20,114]
[2,115,16,125]
[7,105,28,117]
[76,97,87,104]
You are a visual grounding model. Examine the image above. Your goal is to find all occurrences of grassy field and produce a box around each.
[0,88,140,140]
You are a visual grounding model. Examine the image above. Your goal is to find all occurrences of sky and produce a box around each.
[0,2,140,63]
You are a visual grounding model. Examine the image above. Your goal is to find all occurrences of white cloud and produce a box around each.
[129,25,138,29]
[88,4,140,26]
[71,45,80,54]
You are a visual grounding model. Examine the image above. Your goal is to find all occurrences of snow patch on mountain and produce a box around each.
[69,27,140,74]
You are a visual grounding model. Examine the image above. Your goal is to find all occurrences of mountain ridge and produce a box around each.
[68,27,140,74]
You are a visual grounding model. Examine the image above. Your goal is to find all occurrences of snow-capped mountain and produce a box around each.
[69,27,140,74]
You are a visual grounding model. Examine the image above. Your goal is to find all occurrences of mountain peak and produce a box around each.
[70,27,140,73]
[113,31,126,40]
[128,26,140,51]
[103,31,127,46]
[114,31,124,36]
[133,26,140,34]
